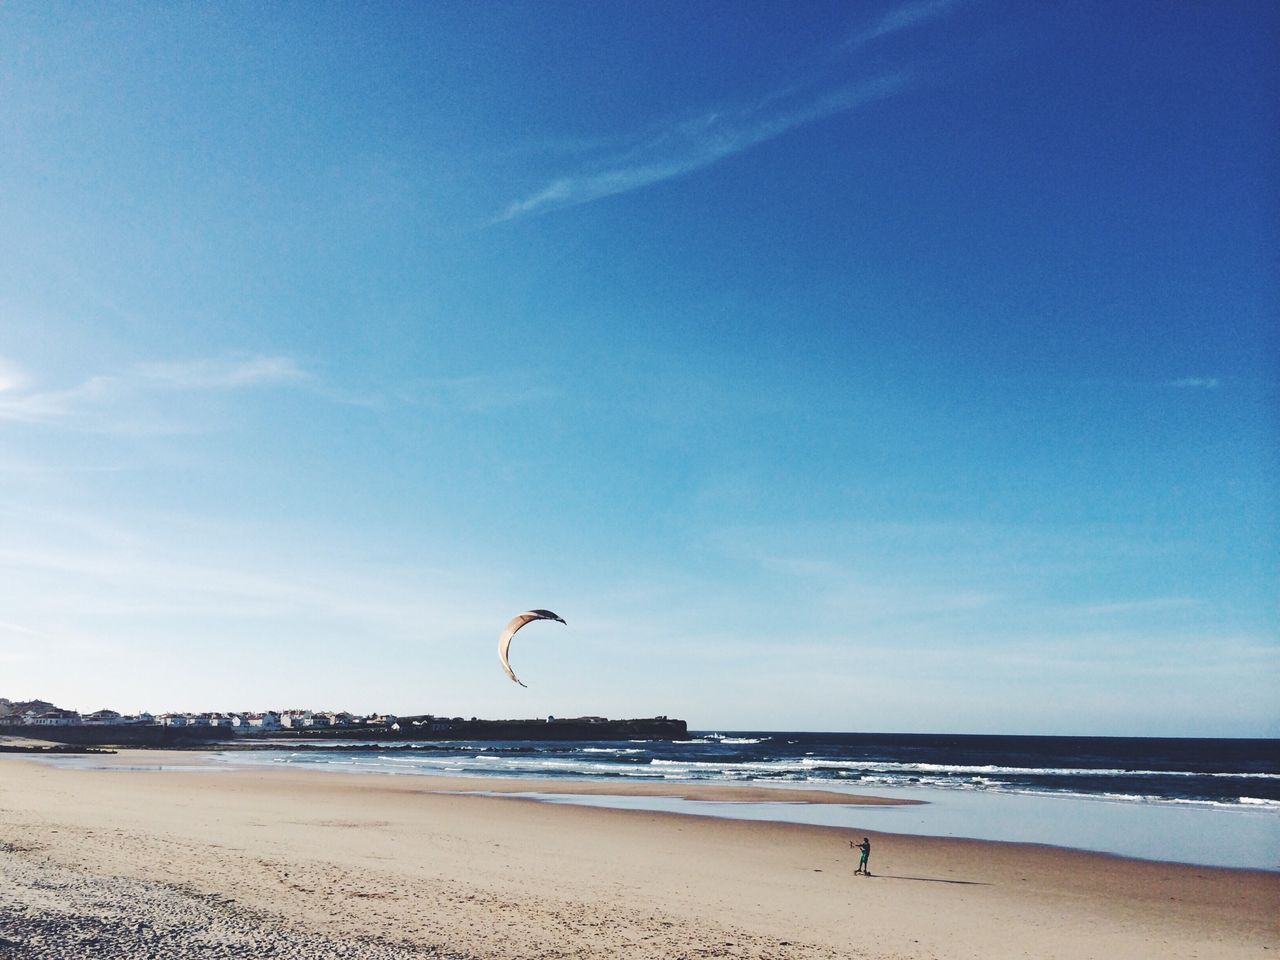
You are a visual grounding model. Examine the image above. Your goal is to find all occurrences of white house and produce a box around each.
[26,709,82,726]
[235,711,282,730]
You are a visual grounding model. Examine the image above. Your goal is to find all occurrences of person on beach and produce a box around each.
[852,837,871,875]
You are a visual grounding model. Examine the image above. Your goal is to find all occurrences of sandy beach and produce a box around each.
[0,752,1275,959]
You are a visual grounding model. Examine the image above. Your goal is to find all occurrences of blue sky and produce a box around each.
[1,1,1275,736]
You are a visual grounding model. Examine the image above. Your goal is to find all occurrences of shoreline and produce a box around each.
[1,752,1276,959]
[15,747,1277,871]
[15,747,919,806]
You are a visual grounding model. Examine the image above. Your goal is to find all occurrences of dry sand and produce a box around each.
[0,751,1275,959]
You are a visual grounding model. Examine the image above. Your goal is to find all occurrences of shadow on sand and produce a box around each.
[867,874,991,886]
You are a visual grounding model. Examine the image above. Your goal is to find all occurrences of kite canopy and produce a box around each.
[498,609,566,687]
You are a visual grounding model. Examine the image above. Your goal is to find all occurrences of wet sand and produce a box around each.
[0,752,1275,959]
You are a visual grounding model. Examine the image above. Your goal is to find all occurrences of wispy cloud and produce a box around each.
[0,370,118,425]
[1064,597,1199,617]
[498,73,909,222]
[0,354,553,436]
[0,354,309,430]
[134,356,307,390]
[496,0,960,222]
[843,0,963,49]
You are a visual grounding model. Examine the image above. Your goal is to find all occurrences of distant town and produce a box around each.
[1,698,407,732]
[0,698,687,743]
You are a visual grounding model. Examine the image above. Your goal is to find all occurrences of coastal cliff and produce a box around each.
[389,716,688,741]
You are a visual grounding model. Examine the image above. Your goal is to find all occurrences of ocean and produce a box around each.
[223,731,1280,871]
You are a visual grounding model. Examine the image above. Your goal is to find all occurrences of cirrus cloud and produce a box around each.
[494,0,961,222]
[0,354,309,431]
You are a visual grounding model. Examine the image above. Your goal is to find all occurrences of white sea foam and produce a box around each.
[250,742,1278,811]
[794,758,1280,779]
[580,747,644,754]
[1238,797,1280,808]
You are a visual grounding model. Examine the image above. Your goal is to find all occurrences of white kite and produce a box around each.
[497,609,566,687]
